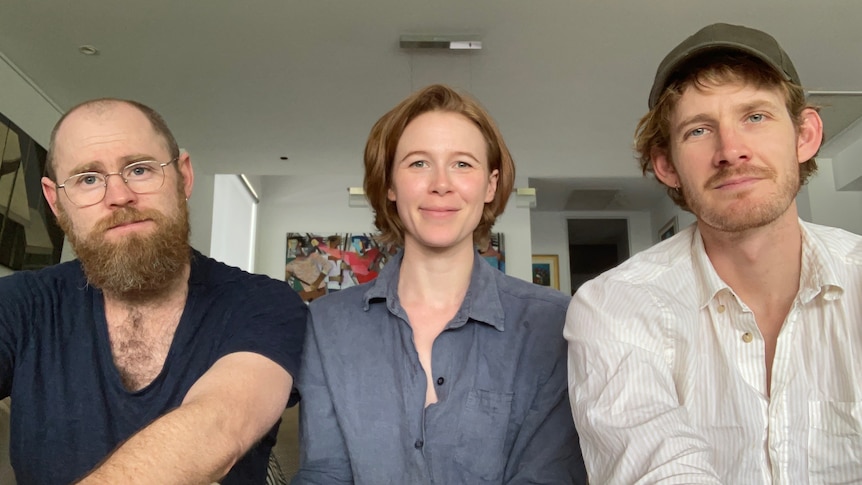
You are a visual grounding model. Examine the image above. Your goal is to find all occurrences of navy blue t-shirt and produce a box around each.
[0,250,307,484]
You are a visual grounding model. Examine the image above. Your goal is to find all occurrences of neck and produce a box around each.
[698,209,802,306]
[398,241,476,308]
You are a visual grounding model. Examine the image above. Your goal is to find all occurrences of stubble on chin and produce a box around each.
[684,165,800,233]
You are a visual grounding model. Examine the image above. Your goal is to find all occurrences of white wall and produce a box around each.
[806,158,862,235]
[0,266,13,278]
[255,174,534,283]
[530,210,653,296]
[827,117,862,191]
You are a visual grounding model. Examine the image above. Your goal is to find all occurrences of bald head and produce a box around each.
[46,98,179,181]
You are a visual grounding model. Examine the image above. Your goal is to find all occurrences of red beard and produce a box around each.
[58,199,191,301]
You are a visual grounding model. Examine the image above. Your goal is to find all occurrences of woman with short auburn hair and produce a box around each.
[292,84,587,485]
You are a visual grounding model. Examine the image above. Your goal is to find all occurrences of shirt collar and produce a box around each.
[690,227,728,309]
[691,219,846,308]
[362,249,506,331]
[798,220,845,302]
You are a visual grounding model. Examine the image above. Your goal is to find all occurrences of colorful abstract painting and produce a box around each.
[285,233,395,302]
[286,232,505,302]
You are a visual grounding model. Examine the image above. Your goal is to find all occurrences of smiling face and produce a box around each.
[652,81,822,234]
[41,100,194,297]
[387,111,499,254]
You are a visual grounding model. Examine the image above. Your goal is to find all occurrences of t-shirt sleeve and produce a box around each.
[215,274,308,389]
[0,274,29,399]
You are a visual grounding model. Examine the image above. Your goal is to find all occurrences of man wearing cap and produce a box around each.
[566,23,862,483]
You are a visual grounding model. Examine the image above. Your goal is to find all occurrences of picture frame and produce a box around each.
[531,254,560,290]
[659,216,678,241]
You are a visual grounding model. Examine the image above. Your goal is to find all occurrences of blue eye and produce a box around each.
[690,127,707,137]
[410,160,428,168]
[75,174,102,186]
[749,113,764,123]
[124,162,159,179]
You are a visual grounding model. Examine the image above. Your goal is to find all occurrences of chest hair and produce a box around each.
[106,307,182,392]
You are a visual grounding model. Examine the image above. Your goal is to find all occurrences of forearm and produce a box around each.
[77,399,240,485]
[79,352,291,485]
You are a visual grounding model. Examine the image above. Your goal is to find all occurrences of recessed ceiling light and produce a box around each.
[78,45,99,56]
[279,156,289,160]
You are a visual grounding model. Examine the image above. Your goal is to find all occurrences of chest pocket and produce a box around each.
[453,389,514,481]
[808,401,862,484]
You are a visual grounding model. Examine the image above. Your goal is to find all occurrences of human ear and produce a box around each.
[796,108,824,163]
[41,177,61,217]
[651,149,679,189]
[485,169,499,203]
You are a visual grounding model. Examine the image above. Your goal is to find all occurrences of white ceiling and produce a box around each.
[2,1,861,210]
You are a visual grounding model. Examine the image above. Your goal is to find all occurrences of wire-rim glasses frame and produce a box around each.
[57,158,179,207]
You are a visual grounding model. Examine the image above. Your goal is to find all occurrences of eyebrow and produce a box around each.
[65,154,160,177]
[397,150,481,164]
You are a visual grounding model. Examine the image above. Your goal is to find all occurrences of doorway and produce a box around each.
[568,218,628,293]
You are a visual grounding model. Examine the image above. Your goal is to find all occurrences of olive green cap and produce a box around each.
[649,23,800,108]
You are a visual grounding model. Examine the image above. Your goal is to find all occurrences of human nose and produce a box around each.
[714,125,751,167]
[430,165,452,194]
[102,172,137,206]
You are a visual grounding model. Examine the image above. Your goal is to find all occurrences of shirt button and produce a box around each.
[717,304,726,313]
[742,332,753,343]
[414,439,424,449]
[436,377,445,385]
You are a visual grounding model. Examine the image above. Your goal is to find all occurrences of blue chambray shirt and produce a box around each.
[292,250,587,485]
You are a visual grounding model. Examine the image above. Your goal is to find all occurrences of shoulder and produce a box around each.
[307,282,374,321]
[802,221,862,264]
[495,271,570,313]
[0,260,85,302]
[192,252,299,298]
[578,228,696,304]
[568,230,698,343]
[189,253,308,321]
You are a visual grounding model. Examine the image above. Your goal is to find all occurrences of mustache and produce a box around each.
[92,207,165,234]
[705,165,775,189]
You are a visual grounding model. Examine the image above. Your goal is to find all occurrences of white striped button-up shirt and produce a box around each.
[566,220,862,484]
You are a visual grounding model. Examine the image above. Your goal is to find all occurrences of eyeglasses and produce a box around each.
[57,158,178,207]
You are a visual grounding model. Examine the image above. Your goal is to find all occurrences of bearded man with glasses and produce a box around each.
[0,98,307,484]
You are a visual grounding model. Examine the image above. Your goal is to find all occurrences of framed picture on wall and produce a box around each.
[659,216,678,241]
[531,254,560,290]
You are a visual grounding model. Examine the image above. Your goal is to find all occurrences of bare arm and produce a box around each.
[77,351,292,485]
